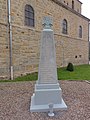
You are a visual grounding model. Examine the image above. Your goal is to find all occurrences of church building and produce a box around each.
[0,0,90,79]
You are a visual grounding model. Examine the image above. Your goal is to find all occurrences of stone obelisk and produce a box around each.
[30,17,67,112]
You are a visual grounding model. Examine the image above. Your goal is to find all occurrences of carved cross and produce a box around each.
[42,16,53,29]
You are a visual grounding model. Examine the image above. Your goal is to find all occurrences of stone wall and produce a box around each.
[0,0,7,23]
[56,0,82,13]
[0,0,10,79]
[0,0,89,79]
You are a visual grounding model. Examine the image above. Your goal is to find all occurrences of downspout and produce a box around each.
[88,21,90,64]
[8,0,13,80]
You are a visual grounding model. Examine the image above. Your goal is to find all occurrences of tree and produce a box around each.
[66,63,74,72]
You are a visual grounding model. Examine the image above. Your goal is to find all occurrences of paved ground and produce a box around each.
[0,81,90,120]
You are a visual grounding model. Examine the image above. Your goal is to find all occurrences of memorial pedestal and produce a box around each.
[30,17,67,112]
[30,83,67,112]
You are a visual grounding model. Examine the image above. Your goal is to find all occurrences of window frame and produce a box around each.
[62,19,68,34]
[25,4,35,27]
[79,26,82,38]
[72,0,74,9]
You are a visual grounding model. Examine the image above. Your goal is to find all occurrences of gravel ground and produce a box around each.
[0,80,90,120]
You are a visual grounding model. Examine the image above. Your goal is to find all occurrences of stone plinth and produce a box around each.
[30,17,67,112]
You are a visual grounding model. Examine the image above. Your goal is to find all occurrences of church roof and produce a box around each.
[77,0,82,4]
[52,0,90,21]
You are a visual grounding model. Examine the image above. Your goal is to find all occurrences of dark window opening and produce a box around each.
[62,19,68,34]
[72,1,74,9]
[75,56,77,58]
[79,26,82,38]
[79,55,82,58]
[25,5,35,27]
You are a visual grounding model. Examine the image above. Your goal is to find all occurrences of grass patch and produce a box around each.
[0,64,90,82]
[14,72,38,81]
[0,72,38,82]
[57,64,90,80]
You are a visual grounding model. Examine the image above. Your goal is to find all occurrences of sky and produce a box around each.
[80,0,90,19]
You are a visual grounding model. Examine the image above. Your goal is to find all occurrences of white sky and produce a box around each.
[80,0,90,19]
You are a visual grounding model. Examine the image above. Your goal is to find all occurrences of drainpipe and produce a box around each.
[8,0,13,80]
[88,21,90,64]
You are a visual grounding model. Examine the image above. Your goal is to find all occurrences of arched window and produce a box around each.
[79,26,82,38]
[62,19,68,34]
[25,5,34,27]
[72,0,74,9]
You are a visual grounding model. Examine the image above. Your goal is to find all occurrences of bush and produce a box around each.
[66,63,74,72]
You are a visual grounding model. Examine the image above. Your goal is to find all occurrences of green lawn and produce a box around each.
[0,64,90,82]
[57,64,90,80]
